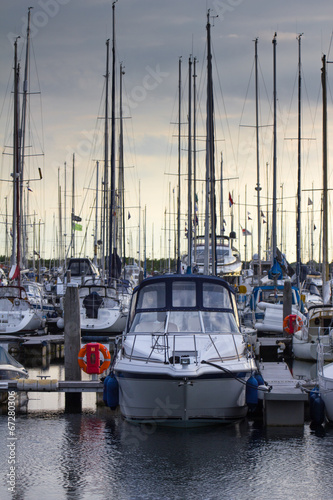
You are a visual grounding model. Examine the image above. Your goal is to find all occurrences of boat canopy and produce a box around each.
[127,275,239,332]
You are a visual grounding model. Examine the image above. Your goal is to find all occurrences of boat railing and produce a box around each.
[121,331,244,365]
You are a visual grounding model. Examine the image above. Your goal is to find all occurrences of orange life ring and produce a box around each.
[283,314,303,335]
[78,343,111,374]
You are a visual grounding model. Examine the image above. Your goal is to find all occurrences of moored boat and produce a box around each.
[0,345,28,380]
[79,284,128,334]
[112,274,257,426]
[293,304,333,361]
[0,285,43,335]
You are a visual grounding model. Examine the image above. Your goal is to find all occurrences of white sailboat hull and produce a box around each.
[0,305,42,335]
[80,308,127,334]
[318,362,333,421]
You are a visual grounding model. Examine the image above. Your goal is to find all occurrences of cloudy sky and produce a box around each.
[1,0,333,266]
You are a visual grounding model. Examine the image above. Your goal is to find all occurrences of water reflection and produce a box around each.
[2,347,333,499]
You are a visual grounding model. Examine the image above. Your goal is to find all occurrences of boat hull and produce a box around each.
[292,336,333,361]
[0,310,42,335]
[80,309,127,334]
[115,366,251,426]
[318,362,333,421]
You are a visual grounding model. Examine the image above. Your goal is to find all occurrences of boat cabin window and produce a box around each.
[172,282,196,307]
[201,311,239,333]
[195,247,229,264]
[137,283,166,309]
[130,311,166,333]
[203,283,232,309]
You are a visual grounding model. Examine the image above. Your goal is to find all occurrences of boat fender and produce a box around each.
[283,314,303,335]
[78,343,111,375]
[254,372,265,386]
[246,375,258,410]
[103,375,111,405]
[309,388,325,425]
[56,317,64,329]
[106,373,119,409]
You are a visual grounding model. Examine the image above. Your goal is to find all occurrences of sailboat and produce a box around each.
[0,15,43,335]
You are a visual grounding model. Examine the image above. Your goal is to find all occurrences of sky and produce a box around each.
[1,0,333,267]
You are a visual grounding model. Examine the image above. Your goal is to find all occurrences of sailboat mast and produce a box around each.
[321,54,329,287]
[103,38,110,278]
[20,7,32,270]
[94,161,99,266]
[220,152,224,237]
[193,57,197,265]
[12,38,21,284]
[71,153,75,257]
[109,1,116,283]
[254,37,262,276]
[205,11,216,275]
[187,56,192,272]
[119,63,126,271]
[177,57,182,273]
[296,33,303,288]
[272,32,277,263]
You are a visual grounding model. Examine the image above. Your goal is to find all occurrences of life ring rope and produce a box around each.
[78,343,111,374]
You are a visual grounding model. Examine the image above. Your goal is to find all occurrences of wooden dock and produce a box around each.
[258,361,309,426]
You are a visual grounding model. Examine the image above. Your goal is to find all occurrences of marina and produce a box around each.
[2,2,333,499]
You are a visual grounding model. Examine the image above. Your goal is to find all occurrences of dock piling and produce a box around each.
[64,283,82,412]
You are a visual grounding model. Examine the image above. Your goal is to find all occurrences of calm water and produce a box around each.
[1,359,333,500]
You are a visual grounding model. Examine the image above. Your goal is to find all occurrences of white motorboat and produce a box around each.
[293,305,333,361]
[113,274,256,426]
[0,345,28,380]
[0,286,43,335]
[79,284,128,335]
[183,235,242,277]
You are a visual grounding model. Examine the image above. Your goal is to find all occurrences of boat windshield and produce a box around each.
[129,310,239,334]
[0,287,27,299]
[195,247,230,264]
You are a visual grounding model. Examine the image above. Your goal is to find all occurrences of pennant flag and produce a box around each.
[228,192,234,207]
[242,228,252,236]
[260,210,265,218]
[308,197,313,206]
[27,187,33,192]
[314,224,316,230]
[128,211,131,220]
[74,223,82,231]
[72,214,82,222]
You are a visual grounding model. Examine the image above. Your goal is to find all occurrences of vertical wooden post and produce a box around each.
[64,283,82,412]
[283,281,292,336]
